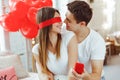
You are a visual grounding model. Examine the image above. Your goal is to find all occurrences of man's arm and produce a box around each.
[84,60,104,80]
[72,60,104,80]
[67,35,78,80]
[68,35,78,70]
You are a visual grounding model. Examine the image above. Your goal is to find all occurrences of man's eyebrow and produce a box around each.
[65,13,71,22]
[66,17,71,22]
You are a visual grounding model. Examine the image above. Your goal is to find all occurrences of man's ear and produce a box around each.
[79,21,86,26]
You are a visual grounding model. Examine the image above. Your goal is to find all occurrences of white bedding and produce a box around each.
[19,72,67,80]
[19,72,39,80]
[54,75,67,80]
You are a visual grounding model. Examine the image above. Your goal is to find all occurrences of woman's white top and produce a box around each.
[32,31,75,75]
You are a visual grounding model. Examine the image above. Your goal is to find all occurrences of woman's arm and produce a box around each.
[33,54,54,80]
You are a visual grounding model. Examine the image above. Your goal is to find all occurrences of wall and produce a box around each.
[88,0,120,38]
[113,0,120,31]
[88,0,107,38]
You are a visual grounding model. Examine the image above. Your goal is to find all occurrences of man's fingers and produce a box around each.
[72,69,82,79]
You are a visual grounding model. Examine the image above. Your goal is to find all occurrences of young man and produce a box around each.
[64,0,106,80]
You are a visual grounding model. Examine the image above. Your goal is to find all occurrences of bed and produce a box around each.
[19,72,39,80]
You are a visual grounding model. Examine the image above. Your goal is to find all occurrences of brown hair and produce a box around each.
[67,0,93,25]
[36,7,61,73]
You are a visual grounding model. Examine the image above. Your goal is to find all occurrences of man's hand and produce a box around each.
[70,69,90,80]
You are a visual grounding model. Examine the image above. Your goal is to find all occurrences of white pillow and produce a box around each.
[0,52,29,79]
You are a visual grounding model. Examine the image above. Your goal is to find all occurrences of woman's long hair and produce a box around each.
[36,7,61,74]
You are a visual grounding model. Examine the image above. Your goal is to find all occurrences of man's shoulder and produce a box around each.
[90,29,104,41]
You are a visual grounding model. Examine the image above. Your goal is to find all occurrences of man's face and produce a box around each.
[64,10,79,32]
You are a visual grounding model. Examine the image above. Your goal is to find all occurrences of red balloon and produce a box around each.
[9,0,24,11]
[1,1,30,32]
[4,13,21,32]
[24,0,40,6]
[27,7,38,24]
[35,0,53,8]
[14,1,30,19]
[6,0,52,39]
[24,0,52,8]
[41,0,53,6]
[20,17,38,39]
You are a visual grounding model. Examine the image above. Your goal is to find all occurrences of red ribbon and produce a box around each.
[39,17,62,29]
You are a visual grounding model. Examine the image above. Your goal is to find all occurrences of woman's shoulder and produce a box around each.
[32,43,39,55]
[61,29,75,37]
[61,30,75,45]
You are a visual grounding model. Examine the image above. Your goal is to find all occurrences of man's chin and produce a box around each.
[66,28,72,31]
[66,27,70,31]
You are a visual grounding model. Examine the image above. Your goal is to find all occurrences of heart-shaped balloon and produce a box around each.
[25,0,52,8]
[1,0,53,39]
[4,13,21,32]
[9,0,24,11]
[20,17,38,39]
[3,1,30,32]
[24,0,40,6]
[14,1,30,19]
[27,7,38,24]
[36,0,52,8]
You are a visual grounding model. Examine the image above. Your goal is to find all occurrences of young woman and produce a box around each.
[32,7,78,80]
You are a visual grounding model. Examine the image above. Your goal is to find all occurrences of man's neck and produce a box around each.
[75,27,90,43]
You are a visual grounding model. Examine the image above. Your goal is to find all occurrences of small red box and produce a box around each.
[74,62,84,74]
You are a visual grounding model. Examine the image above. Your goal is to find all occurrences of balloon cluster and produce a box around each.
[0,0,52,39]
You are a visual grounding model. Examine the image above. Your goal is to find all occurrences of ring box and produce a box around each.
[74,62,84,74]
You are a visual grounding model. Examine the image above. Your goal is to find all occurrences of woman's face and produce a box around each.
[50,12,62,34]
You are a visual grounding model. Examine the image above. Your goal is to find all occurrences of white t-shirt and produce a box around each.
[32,31,75,75]
[78,29,106,76]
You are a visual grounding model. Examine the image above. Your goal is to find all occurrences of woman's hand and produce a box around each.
[48,71,54,80]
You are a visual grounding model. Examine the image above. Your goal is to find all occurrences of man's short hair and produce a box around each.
[67,0,93,25]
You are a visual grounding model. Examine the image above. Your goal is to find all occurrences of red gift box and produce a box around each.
[74,62,84,74]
